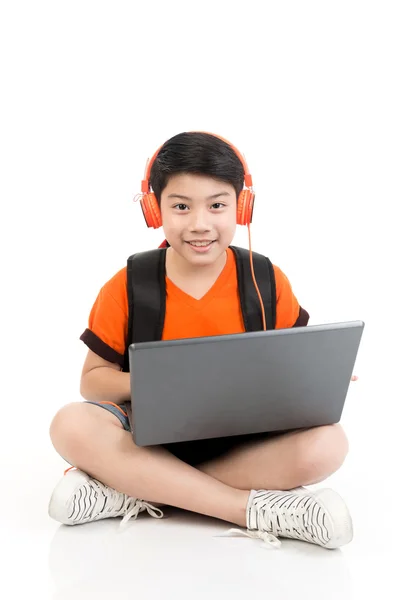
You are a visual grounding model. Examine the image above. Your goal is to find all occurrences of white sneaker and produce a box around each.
[48,468,164,527]
[224,487,353,549]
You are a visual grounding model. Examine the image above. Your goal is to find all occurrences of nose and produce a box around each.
[188,207,211,232]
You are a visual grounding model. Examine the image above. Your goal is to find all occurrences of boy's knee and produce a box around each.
[49,401,125,456]
[298,424,349,481]
[49,402,89,454]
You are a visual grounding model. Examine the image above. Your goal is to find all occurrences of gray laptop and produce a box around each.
[127,320,364,446]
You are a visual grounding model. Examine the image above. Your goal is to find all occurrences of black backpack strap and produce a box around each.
[122,245,275,370]
[230,246,276,331]
[122,248,167,372]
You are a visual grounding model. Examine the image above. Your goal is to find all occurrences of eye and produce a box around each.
[211,202,225,209]
[174,203,189,211]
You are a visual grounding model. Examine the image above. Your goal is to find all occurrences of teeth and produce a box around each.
[189,241,212,247]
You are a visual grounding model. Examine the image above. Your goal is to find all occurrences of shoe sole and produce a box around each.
[313,488,353,549]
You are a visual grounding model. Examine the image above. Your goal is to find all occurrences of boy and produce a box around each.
[49,132,354,549]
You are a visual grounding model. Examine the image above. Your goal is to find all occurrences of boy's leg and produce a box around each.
[198,424,349,490]
[49,402,249,526]
[50,402,352,548]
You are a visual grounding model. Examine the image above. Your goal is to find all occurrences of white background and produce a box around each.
[0,1,399,598]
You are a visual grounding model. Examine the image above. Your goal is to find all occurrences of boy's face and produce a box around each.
[160,173,237,267]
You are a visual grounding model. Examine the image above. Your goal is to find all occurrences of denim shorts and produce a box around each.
[85,400,276,467]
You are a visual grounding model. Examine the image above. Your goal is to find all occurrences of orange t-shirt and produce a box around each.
[80,248,309,367]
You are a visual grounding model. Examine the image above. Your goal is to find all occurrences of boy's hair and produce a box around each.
[149,132,245,204]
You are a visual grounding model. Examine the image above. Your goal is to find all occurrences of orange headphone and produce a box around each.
[135,132,266,331]
[138,132,255,229]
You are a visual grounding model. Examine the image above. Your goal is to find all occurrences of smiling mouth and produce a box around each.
[186,240,215,247]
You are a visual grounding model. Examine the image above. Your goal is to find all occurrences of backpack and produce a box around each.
[122,245,276,372]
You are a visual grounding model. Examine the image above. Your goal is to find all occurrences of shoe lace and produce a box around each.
[89,477,164,528]
[218,494,312,549]
[257,498,309,542]
[218,528,282,549]
[120,500,164,528]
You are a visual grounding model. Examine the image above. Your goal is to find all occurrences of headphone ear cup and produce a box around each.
[140,193,162,229]
[237,189,255,226]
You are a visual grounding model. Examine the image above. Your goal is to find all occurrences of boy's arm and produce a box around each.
[80,349,130,405]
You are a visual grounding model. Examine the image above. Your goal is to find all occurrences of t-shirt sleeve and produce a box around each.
[273,264,310,329]
[79,266,128,368]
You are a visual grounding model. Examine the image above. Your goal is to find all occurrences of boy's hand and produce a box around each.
[351,375,358,381]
